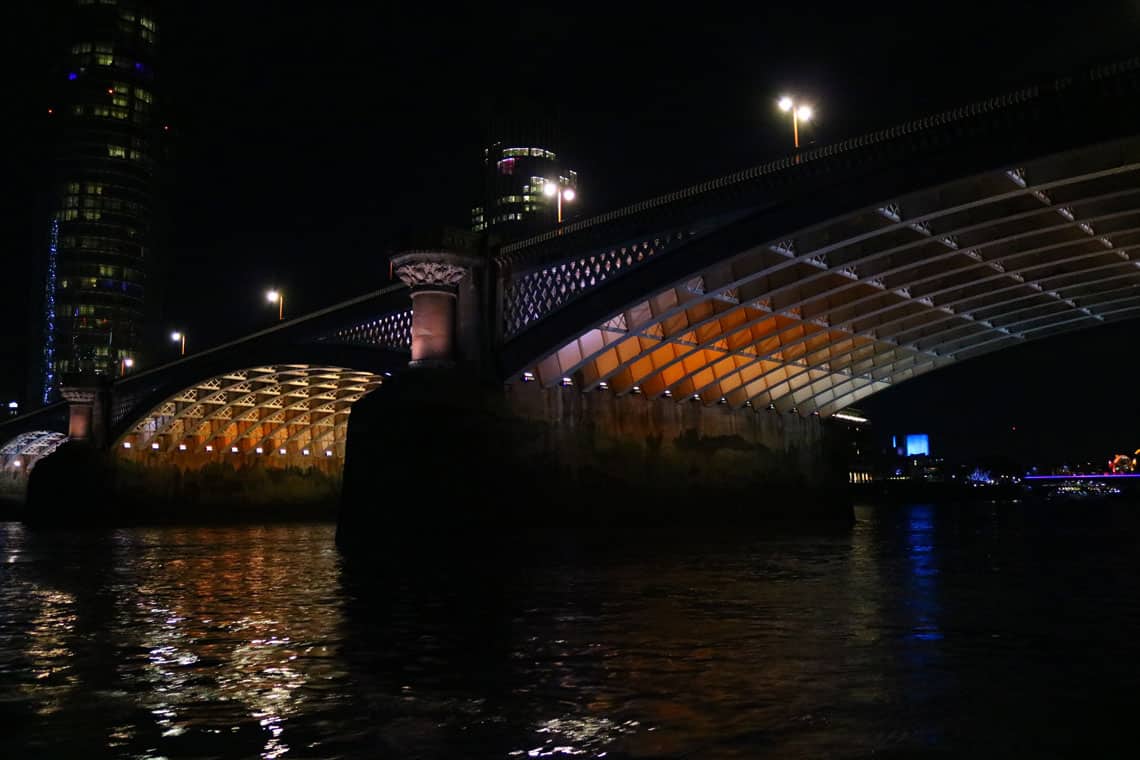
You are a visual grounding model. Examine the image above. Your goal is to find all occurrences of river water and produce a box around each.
[1,500,1138,758]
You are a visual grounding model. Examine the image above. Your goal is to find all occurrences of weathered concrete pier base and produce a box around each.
[336,367,853,552]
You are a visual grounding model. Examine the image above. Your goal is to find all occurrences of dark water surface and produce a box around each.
[2,501,1139,758]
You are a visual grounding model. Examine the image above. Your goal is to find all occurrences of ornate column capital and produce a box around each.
[391,251,482,293]
[60,387,98,405]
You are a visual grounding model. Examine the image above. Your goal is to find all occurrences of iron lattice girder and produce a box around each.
[121,365,383,455]
[531,138,1140,415]
[0,431,68,460]
[327,309,413,351]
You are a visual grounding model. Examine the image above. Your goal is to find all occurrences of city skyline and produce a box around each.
[39,0,163,402]
[2,0,1139,464]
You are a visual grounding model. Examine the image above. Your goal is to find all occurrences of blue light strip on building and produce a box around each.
[41,217,59,405]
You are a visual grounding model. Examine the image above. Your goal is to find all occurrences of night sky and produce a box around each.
[3,1,1139,466]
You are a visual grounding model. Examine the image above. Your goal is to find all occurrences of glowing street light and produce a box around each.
[542,179,577,224]
[777,95,814,149]
[120,356,134,377]
[266,289,284,321]
[171,331,185,355]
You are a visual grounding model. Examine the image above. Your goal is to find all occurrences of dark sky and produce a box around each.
[3,1,1140,465]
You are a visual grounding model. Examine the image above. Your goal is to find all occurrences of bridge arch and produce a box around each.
[500,133,1140,417]
[0,431,68,474]
[115,364,385,471]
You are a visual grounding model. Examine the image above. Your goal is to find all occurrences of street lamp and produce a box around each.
[171,331,185,356]
[266,289,284,321]
[777,95,814,149]
[542,180,576,224]
[120,356,134,377]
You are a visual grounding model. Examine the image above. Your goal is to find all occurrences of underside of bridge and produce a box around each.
[116,365,384,471]
[520,137,1140,416]
[0,431,68,475]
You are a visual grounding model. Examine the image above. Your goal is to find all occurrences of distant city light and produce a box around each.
[67,72,78,80]
[906,434,930,457]
[833,412,869,423]
[6,401,17,409]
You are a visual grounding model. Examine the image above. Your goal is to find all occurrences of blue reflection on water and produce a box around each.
[905,505,943,642]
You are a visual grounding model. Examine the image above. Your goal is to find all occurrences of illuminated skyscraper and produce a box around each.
[471,127,579,243]
[40,0,162,403]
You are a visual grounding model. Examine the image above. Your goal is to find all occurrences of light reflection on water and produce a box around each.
[1,502,1140,758]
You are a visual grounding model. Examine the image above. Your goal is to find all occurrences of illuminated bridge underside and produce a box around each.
[0,431,68,473]
[533,138,1140,416]
[118,365,383,467]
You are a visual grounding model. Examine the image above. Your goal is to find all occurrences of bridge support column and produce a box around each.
[392,251,482,368]
[60,376,111,448]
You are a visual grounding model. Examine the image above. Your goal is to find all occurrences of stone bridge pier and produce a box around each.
[337,241,852,552]
[60,375,113,447]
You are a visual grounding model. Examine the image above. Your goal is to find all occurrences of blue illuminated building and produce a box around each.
[39,0,162,399]
[906,434,930,457]
[40,219,59,405]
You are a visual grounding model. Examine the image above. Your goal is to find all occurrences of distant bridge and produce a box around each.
[1024,473,1140,481]
[5,57,1140,481]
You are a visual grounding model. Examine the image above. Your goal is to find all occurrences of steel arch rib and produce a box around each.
[632,246,1140,410]
[797,297,1140,415]
[532,149,1140,414]
[811,299,1140,416]
[542,160,1140,401]
[773,287,1140,414]
[749,277,1140,412]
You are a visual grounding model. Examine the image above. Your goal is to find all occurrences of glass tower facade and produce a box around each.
[471,141,579,243]
[41,0,160,402]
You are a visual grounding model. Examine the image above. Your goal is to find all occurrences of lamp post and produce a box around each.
[120,356,134,377]
[266,289,284,321]
[542,180,576,224]
[777,95,813,149]
[171,331,185,356]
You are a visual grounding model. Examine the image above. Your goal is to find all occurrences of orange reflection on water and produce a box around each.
[105,525,346,759]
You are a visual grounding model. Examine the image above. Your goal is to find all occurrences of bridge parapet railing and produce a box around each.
[320,309,412,352]
[501,227,708,339]
[497,56,1140,270]
[493,56,1140,341]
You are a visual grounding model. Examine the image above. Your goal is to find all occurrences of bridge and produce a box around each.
[5,58,1140,528]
